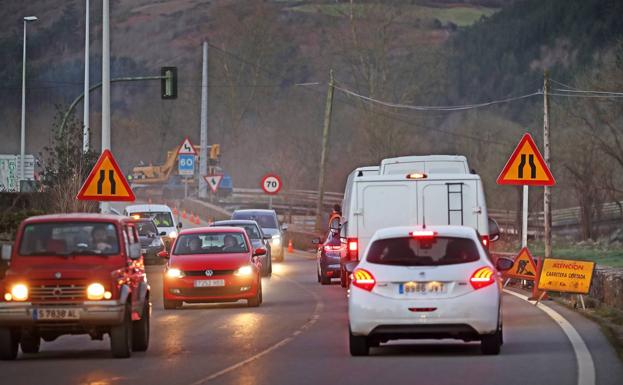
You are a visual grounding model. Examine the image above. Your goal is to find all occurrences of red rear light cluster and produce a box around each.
[351,268,375,292]
[347,237,358,260]
[470,267,495,290]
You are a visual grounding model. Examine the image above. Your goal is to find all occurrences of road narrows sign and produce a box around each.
[204,174,223,193]
[178,137,197,155]
[497,133,555,186]
[77,150,135,202]
[505,247,538,280]
[261,174,282,195]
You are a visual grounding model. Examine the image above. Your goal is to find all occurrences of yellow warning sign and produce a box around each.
[505,247,538,280]
[497,133,555,186]
[76,150,135,202]
[537,258,595,294]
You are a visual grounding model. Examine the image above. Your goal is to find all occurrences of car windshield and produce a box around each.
[366,236,480,266]
[214,224,262,240]
[136,221,158,237]
[19,222,120,256]
[130,212,173,227]
[173,232,249,255]
[232,213,277,229]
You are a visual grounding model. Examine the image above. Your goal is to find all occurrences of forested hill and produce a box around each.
[449,0,623,115]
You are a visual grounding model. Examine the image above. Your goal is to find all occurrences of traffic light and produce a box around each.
[161,67,177,99]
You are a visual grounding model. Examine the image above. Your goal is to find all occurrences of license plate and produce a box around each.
[34,308,79,321]
[399,281,445,294]
[141,248,147,255]
[194,279,225,288]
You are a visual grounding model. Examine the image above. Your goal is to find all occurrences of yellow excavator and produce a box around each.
[129,144,232,198]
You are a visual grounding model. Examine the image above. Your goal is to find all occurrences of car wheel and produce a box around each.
[19,333,40,354]
[320,268,331,285]
[110,306,133,358]
[247,282,262,307]
[132,301,150,352]
[0,328,19,360]
[340,267,347,288]
[481,329,502,355]
[163,298,182,310]
[349,328,369,356]
[317,265,321,283]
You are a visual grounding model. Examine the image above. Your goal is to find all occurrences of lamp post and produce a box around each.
[20,15,38,188]
[83,0,90,152]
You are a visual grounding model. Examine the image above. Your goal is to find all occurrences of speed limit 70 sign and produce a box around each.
[261,174,282,195]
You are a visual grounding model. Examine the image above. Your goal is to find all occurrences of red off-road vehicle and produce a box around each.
[0,214,151,359]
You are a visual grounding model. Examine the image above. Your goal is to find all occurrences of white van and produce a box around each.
[339,167,497,286]
[379,155,470,175]
[124,204,179,249]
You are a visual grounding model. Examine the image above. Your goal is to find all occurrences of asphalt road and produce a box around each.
[1,250,622,385]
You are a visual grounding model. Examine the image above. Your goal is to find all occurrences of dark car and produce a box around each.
[231,210,287,262]
[312,230,343,285]
[135,218,167,265]
[211,220,272,277]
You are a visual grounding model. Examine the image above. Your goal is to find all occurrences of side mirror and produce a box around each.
[281,224,288,232]
[311,238,321,245]
[488,217,501,242]
[157,250,170,259]
[254,248,267,256]
[177,222,183,230]
[1,244,12,262]
[159,231,167,236]
[495,257,514,271]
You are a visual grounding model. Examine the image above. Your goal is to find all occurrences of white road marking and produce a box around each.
[188,260,324,385]
[504,289,595,385]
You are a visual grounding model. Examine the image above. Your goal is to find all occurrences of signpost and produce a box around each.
[261,174,282,209]
[504,247,538,281]
[77,150,135,201]
[497,133,555,248]
[177,137,197,198]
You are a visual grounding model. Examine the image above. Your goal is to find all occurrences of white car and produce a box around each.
[348,225,513,356]
[123,204,179,249]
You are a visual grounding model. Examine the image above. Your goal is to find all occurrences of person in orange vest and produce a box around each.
[327,204,342,232]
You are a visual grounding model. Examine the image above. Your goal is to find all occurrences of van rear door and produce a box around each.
[356,181,416,254]
[419,179,480,231]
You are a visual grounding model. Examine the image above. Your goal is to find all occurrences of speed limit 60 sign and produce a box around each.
[261,174,282,195]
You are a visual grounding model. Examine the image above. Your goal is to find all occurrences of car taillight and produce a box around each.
[470,267,495,290]
[324,245,342,252]
[352,268,375,292]
[481,235,490,250]
[347,238,358,260]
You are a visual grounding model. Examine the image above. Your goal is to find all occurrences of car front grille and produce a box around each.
[184,270,235,277]
[29,284,86,301]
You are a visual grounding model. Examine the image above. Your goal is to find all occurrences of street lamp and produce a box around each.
[20,15,38,188]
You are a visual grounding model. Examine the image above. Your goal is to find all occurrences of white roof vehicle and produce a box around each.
[123,204,178,239]
[379,155,470,175]
[348,225,513,356]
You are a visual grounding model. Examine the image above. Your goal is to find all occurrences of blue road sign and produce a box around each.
[178,154,195,176]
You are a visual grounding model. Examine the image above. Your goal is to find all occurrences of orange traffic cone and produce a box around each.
[195,215,201,225]
[287,239,294,253]
[189,213,195,223]
[182,210,187,219]
[172,207,178,216]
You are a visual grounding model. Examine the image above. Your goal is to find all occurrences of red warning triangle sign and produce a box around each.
[177,137,197,155]
[505,247,538,280]
[497,133,555,186]
[76,150,136,202]
[204,174,223,193]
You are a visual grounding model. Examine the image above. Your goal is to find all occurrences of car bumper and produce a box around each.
[142,245,166,264]
[163,275,259,302]
[349,286,499,337]
[0,301,126,327]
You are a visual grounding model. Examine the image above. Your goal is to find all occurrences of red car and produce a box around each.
[0,214,151,360]
[162,227,264,309]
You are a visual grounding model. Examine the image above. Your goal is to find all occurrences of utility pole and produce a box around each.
[543,71,552,258]
[100,0,111,213]
[83,0,90,152]
[20,16,38,188]
[315,70,334,231]
[199,41,209,199]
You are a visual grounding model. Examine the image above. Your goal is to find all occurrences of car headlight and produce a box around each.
[10,284,28,301]
[234,265,254,277]
[150,238,163,247]
[272,235,281,246]
[168,230,178,239]
[87,283,112,300]
[166,268,184,279]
